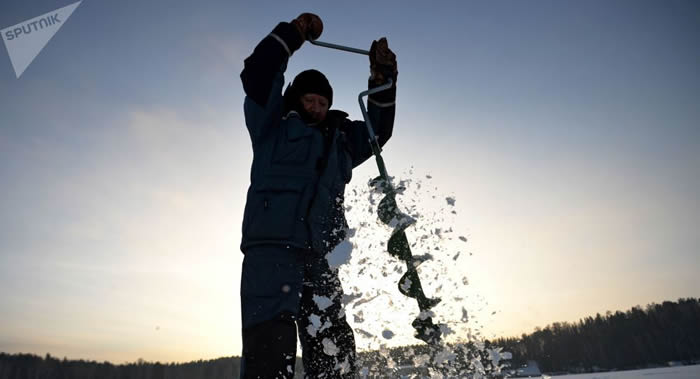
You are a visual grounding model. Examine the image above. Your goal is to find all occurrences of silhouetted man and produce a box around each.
[238,13,397,378]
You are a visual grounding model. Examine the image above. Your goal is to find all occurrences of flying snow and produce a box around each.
[326,168,505,377]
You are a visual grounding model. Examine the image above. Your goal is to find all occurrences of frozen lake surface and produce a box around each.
[547,364,700,379]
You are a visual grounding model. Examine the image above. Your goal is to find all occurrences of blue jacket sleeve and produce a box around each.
[240,22,304,144]
[345,80,396,169]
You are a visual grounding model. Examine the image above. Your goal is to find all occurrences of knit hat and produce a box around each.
[283,69,333,113]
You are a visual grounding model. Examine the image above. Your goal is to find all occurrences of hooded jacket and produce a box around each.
[239,22,396,254]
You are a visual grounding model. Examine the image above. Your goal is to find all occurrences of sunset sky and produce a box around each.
[1,0,698,364]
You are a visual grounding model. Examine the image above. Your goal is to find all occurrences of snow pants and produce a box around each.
[240,244,356,378]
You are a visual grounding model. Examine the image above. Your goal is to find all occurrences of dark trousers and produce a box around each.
[240,245,356,378]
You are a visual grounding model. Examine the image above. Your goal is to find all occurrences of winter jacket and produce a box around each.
[239,22,396,254]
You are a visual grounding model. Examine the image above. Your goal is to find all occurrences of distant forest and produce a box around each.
[493,297,700,373]
[1,298,698,378]
[0,355,244,379]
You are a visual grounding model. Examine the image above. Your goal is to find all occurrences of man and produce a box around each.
[239,12,397,378]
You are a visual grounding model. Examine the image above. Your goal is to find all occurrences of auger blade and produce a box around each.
[369,175,392,194]
[372,180,443,344]
[419,295,442,311]
[412,316,442,345]
[377,195,399,224]
[398,271,441,308]
[388,231,412,260]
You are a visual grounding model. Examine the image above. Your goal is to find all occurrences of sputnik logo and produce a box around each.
[1,1,82,78]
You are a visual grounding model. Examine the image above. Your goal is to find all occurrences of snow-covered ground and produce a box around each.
[546,365,700,379]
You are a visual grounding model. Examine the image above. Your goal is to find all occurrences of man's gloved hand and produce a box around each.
[370,37,398,85]
[292,13,323,41]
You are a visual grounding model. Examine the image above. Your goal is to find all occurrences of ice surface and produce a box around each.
[306,314,322,337]
[550,365,700,379]
[461,307,469,322]
[417,310,435,321]
[359,366,369,377]
[320,320,332,333]
[334,356,352,375]
[326,234,354,269]
[432,347,456,365]
[312,295,333,311]
[399,277,412,293]
[381,329,395,339]
[322,338,339,356]
[412,354,431,366]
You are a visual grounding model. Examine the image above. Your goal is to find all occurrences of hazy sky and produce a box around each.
[1,0,698,364]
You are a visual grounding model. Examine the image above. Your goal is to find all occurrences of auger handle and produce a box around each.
[308,38,394,184]
[307,38,392,148]
[309,39,370,55]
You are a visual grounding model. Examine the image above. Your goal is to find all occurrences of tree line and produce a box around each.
[492,297,700,373]
[0,354,246,379]
[2,298,698,378]
[0,347,496,379]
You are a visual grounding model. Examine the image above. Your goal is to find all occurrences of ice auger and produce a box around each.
[310,39,443,344]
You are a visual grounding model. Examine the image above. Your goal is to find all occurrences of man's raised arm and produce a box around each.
[345,38,398,168]
[239,14,323,143]
[240,22,302,107]
[240,14,323,107]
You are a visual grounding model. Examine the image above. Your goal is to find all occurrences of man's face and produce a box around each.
[301,93,329,123]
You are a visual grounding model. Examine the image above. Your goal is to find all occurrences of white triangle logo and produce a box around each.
[1,1,82,78]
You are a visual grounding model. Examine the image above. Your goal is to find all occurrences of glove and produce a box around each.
[291,13,323,41]
[370,37,398,85]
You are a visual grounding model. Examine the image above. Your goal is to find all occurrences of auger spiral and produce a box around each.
[361,82,443,345]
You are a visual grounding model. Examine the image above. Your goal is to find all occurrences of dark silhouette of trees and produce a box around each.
[2,298,698,377]
[0,354,240,379]
[492,298,700,373]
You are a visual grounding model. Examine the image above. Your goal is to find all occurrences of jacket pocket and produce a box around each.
[244,180,306,241]
[272,121,313,165]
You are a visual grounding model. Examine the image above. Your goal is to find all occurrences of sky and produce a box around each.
[0,0,698,364]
